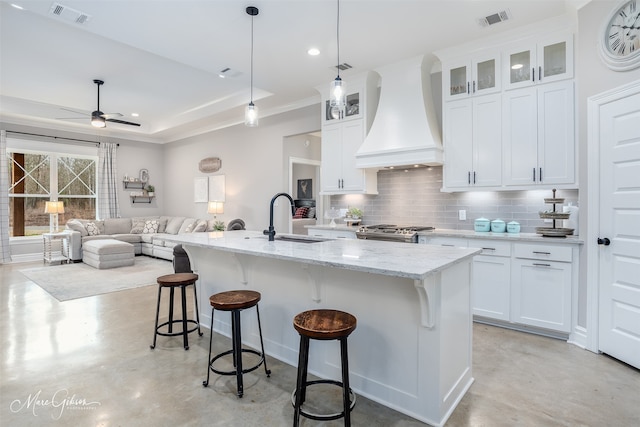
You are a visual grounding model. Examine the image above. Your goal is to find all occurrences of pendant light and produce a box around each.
[329,0,346,115]
[245,6,259,127]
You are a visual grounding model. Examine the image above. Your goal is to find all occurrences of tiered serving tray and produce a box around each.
[536,189,574,238]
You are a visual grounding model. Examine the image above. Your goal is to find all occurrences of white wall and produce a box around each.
[163,105,320,233]
[575,0,640,328]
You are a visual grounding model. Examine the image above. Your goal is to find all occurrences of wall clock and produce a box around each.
[599,0,640,71]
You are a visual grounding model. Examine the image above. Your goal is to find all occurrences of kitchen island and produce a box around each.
[163,231,481,426]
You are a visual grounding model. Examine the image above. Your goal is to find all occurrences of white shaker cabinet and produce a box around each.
[503,32,573,90]
[470,240,512,322]
[317,72,378,195]
[321,120,377,194]
[503,80,575,188]
[443,94,502,190]
[443,51,501,101]
[511,243,572,333]
[420,236,511,322]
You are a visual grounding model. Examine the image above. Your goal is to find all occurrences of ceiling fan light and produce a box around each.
[244,102,258,127]
[91,114,105,128]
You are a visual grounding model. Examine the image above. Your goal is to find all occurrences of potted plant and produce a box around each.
[213,220,226,231]
[346,207,362,220]
[146,185,155,197]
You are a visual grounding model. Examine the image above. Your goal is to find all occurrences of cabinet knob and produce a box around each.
[597,238,611,246]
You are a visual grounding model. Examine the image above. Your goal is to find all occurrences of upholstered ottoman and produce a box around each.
[83,239,135,269]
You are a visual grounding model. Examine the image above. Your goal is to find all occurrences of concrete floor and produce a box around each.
[1,261,639,426]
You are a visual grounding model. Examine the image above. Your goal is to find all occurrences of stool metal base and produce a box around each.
[291,379,356,421]
[150,283,202,351]
[203,304,270,398]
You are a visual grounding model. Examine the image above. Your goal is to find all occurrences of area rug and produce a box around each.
[19,257,174,302]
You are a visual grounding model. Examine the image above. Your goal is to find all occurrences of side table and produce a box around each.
[43,232,71,265]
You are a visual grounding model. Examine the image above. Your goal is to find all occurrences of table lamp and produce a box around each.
[207,201,224,219]
[44,201,64,233]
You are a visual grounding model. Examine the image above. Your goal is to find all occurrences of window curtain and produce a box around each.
[0,130,11,263]
[97,142,120,219]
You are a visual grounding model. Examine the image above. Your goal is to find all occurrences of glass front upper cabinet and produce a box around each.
[324,90,361,123]
[504,33,573,90]
[444,51,501,100]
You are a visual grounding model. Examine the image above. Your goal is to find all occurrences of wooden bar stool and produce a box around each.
[150,273,202,350]
[203,290,270,398]
[292,309,357,426]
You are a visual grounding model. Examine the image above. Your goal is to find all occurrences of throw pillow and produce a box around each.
[85,222,101,236]
[192,220,207,232]
[307,207,316,218]
[130,218,146,234]
[164,217,185,234]
[66,219,88,236]
[293,207,309,219]
[142,219,159,234]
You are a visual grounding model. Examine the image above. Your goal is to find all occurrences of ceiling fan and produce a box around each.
[59,79,140,128]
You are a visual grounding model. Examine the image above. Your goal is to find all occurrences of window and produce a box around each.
[8,148,97,237]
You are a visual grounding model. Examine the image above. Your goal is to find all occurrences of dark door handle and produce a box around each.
[597,238,611,246]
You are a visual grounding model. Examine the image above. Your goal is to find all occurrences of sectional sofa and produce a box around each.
[64,216,216,262]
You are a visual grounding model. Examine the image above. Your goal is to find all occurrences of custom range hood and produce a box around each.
[356,55,443,168]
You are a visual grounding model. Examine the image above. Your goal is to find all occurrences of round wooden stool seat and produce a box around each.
[157,272,198,287]
[294,309,357,340]
[209,290,261,311]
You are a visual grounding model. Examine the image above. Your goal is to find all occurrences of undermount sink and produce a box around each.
[274,235,332,244]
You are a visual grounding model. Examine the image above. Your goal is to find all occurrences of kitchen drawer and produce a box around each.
[514,243,572,263]
[425,237,468,247]
[308,229,356,239]
[468,239,511,257]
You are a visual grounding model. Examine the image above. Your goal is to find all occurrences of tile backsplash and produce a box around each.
[329,166,578,233]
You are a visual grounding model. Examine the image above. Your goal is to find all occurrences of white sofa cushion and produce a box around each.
[165,217,185,234]
[66,219,88,236]
[104,218,132,235]
[178,218,197,234]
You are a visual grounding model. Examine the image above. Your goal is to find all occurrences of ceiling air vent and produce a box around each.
[333,63,353,72]
[49,2,91,25]
[477,9,512,27]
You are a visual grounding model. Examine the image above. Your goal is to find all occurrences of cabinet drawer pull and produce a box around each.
[467,82,470,94]
[532,168,536,182]
[441,244,455,247]
[473,80,476,93]
[533,263,551,267]
[539,167,543,182]
[533,251,551,255]
[532,67,535,82]
[482,247,496,251]
[539,66,542,81]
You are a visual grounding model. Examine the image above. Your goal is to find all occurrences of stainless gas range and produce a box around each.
[355,224,435,243]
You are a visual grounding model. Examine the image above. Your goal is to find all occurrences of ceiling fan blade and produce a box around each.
[60,107,90,116]
[100,112,123,119]
[106,118,141,127]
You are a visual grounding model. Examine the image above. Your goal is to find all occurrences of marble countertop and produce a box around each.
[419,229,584,244]
[162,231,480,281]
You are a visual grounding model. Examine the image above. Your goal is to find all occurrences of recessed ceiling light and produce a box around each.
[131,113,139,117]
[307,48,320,56]
[11,3,25,9]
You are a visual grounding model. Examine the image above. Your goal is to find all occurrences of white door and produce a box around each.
[598,90,640,369]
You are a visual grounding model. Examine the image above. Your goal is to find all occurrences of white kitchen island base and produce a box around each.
[164,232,479,426]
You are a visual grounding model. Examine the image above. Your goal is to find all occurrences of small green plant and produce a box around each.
[347,207,362,218]
[213,220,226,231]
[145,185,155,193]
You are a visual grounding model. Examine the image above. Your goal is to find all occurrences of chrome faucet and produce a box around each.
[264,192,295,241]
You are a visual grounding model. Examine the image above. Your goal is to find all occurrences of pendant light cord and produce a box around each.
[336,0,340,78]
[250,13,254,103]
